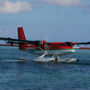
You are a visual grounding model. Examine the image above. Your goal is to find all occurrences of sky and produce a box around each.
[0,0,90,42]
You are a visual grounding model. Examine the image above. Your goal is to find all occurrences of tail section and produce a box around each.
[18,27,27,50]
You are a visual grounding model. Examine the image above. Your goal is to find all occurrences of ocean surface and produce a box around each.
[0,46,90,90]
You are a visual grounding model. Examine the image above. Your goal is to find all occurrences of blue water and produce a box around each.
[0,46,90,90]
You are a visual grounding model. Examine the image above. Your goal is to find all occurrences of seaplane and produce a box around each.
[0,27,90,63]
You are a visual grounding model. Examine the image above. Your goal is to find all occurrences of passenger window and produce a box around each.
[60,44,65,46]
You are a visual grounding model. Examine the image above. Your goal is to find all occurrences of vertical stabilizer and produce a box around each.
[18,27,27,50]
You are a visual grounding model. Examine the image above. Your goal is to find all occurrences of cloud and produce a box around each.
[34,0,85,7]
[0,0,32,14]
[34,0,90,11]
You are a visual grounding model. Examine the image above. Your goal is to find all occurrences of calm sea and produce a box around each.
[0,46,90,90]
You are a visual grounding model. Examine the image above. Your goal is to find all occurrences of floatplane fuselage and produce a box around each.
[17,27,76,56]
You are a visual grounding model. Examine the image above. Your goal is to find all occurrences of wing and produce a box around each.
[0,37,43,46]
[75,42,90,46]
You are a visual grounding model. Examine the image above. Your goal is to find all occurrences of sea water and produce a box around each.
[0,46,90,90]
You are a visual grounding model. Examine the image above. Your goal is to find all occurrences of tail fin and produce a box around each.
[18,27,27,50]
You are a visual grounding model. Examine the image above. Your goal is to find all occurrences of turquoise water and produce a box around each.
[0,46,90,90]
